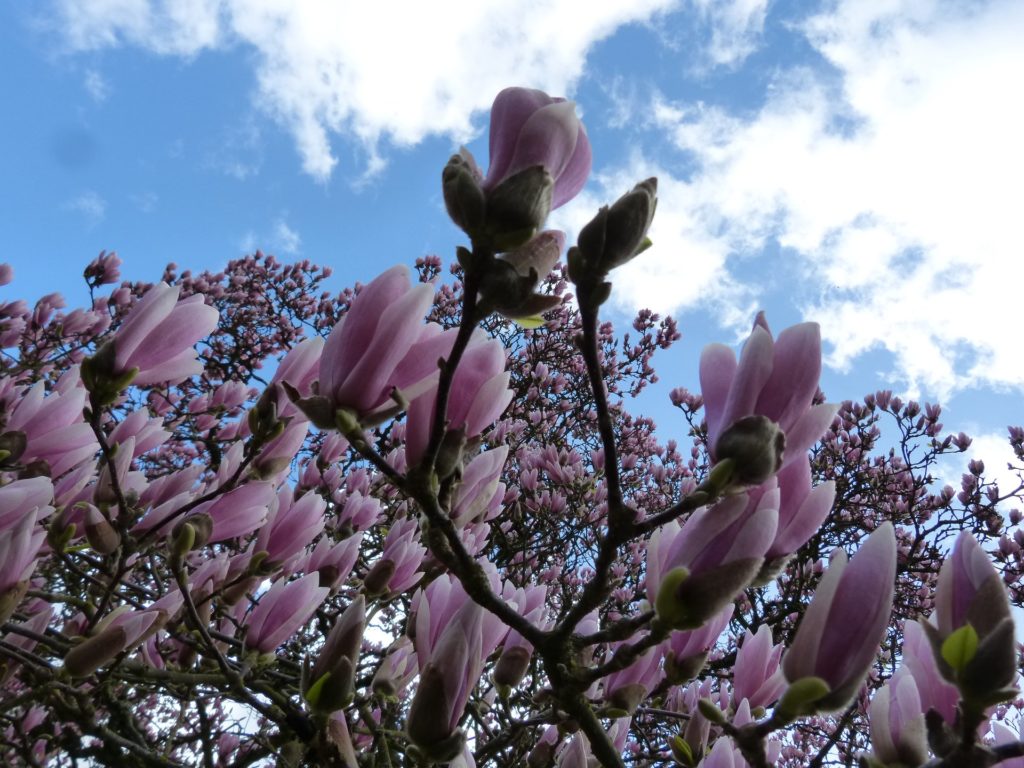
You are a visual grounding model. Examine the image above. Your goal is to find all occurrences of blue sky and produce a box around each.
[2,0,1022,483]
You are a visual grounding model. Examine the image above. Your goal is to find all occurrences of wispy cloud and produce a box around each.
[691,0,768,68]
[237,215,302,256]
[49,0,679,181]
[130,191,158,212]
[273,217,301,255]
[612,0,1024,399]
[207,116,263,180]
[83,68,109,101]
[64,190,107,226]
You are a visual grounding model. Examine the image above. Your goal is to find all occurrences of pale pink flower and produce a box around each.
[483,87,591,210]
[404,333,512,467]
[868,671,928,767]
[782,523,896,711]
[109,282,218,386]
[244,573,328,654]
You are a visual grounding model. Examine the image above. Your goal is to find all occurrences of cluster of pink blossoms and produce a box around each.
[0,85,1022,768]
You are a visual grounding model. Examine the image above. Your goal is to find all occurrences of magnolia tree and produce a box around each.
[2,88,1024,768]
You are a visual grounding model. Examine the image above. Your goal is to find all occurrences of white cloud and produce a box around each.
[131,191,159,212]
[207,116,263,180]
[50,0,679,180]
[237,217,301,256]
[83,68,109,101]
[690,0,767,68]
[64,190,107,225]
[54,0,225,56]
[550,158,757,326]
[273,218,301,255]
[619,0,1024,399]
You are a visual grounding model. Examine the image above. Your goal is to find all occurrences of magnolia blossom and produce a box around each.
[315,265,441,419]
[6,372,97,477]
[649,491,778,629]
[700,314,836,483]
[244,573,329,655]
[404,334,512,468]
[901,619,958,725]
[665,605,731,685]
[927,531,1017,700]
[406,600,488,761]
[483,87,591,209]
[107,282,218,386]
[732,624,786,711]
[782,523,897,712]
[602,639,664,716]
[868,671,928,767]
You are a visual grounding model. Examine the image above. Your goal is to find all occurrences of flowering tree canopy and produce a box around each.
[2,87,1024,768]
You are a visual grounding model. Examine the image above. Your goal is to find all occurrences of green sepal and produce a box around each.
[654,566,691,629]
[697,698,726,725]
[775,676,831,723]
[702,458,736,495]
[670,734,695,766]
[512,315,545,329]
[941,624,978,672]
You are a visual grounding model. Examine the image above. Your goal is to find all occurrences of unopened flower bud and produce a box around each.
[306,596,365,713]
[63,626,130,678]
[84,504,120,555]
[493,645,532,692]
[714,415,785,487]
[478,231,565,320]
[484,166,553,251]
[576,177,657,274]
[442,152,486,236]
[363,558,396,597]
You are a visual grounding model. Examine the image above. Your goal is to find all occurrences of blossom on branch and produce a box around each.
[781,522,896,714]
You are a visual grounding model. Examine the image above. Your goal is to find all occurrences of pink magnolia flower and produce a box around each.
[6,372,97,477]
[0,514,47,620]
[698,737,743,768]
[700,313,836,484]
[493,584,548,693]
[901,619,958,725]
[299,534,361,590]
[108,409,170,457]
[450,446,508,528]
[404,334,512,468]
[649,491,778,630]
[244,572,328,655]
[665,604,731,684]
[406,599,488,761]
[371,636,418,698]
[204,481,276,543]
[312,265,445,421]
[62,607,166,677]
[556,733,592,768]
[0,476,54,531]
[927,531,1016,699]
[732,624,786,711]
[764,457,836,560]
[868,671,928,767]
[483,87,591,210]
[782,522,896,712]
[602,638,664,715]
[106,282,218,386]
[362,515,425,597]
[253,489,326,570]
